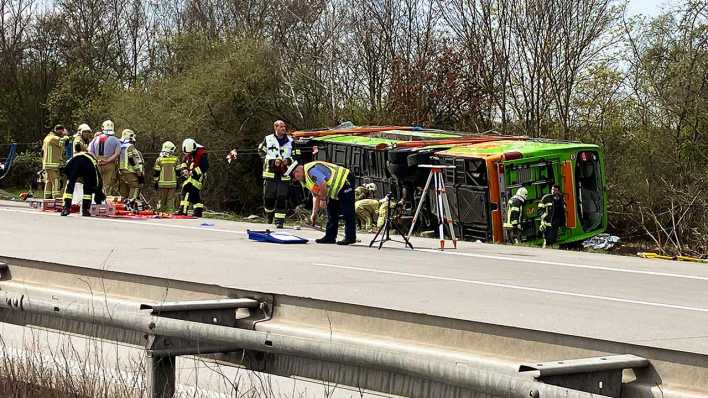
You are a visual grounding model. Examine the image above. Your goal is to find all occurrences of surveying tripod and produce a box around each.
[406,164,457,250]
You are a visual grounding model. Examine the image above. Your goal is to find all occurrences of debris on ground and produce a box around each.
[637,252,708,263]
[582,234,620,250]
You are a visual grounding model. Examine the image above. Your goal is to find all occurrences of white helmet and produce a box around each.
[102,120,114,132]
[182,138,197,153]
[161,141,176,154]
[78,123,91,133]
[121,129,136,142]
[365,183,377,192]
[516,187,528,200]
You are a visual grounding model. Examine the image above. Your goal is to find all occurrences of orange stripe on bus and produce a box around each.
[562,160,577,229]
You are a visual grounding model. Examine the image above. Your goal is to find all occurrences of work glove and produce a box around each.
[137,175,145,184]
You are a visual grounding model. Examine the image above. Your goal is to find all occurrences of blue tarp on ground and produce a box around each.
[247,229,309,244]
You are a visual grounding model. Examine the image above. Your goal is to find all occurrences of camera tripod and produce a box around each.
[369,193,414,250]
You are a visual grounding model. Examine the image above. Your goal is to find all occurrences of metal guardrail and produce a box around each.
[0,284,608,398]
[0,258,706,398]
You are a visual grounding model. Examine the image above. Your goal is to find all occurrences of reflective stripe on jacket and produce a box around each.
[259,134,293,181]
[153,155,179,188]
[42,132,63,169]
[119,142,144,174]
[303,161,350,200]
[504,195,525,228]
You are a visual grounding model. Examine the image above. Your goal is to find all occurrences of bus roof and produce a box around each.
[436,140,600,159]
[314,129,461,147]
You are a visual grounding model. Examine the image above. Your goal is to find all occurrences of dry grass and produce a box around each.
[0,328,365,398]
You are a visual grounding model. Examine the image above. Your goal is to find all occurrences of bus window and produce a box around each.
[575,151,603,231]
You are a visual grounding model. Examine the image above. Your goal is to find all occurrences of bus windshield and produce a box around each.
[575,151,603,232]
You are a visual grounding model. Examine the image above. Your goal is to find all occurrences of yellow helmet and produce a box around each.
[102,120,114,132]
[516,187,528,200]
[161,141,176,154]
[121,129,136,143]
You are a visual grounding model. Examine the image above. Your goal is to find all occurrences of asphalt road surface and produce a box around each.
[1,200,707,355]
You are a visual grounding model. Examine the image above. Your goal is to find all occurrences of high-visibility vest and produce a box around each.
[42,132,62,169]
[259,134,293,180]
[119,142,144,173]
[153,155,179,188]
[303,161,350,200]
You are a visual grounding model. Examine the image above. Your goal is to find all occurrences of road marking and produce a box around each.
[417,248,708,282]
[3,205,707,283]
[312,262,708,313]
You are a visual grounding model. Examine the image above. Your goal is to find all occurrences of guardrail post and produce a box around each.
[147,352,176,398]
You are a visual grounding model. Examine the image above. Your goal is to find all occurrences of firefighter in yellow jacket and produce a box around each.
[73,124,93,154]
[153,141,181,211]
[117,129,145,201]
[42,124,66,199]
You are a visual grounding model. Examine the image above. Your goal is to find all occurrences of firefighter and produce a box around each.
[117,129,145,202]
[60,152,106,216]
[354,183,378,230]
[153,141,180,212]
[88,120,122,196]
[73,124,92,154]
[178,138,208,217]
[355,199,379,230]
[290,161,356,245]
[355,183,377,201]
[258,120,293,228]
[539,184,566,248]
[42,125,65,199]
[376,197,398,229]
[503,187,528,243]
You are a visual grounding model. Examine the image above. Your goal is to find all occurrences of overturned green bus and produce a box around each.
[292,126,607,245]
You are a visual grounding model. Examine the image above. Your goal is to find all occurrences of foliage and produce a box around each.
[0,0,704,253]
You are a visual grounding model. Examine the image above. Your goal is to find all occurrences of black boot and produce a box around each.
[60,198,71,216]
[193,207,203,218]
[81,199,92,217]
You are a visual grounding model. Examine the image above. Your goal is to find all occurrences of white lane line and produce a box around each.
[0,206,248,235]
[417,248,708,282]
[312,262,708,314]
[3,205,707,283]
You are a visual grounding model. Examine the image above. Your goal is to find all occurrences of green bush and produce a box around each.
[107,36,284,212]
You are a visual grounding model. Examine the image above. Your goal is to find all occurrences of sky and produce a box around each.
[626,0,677,17]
